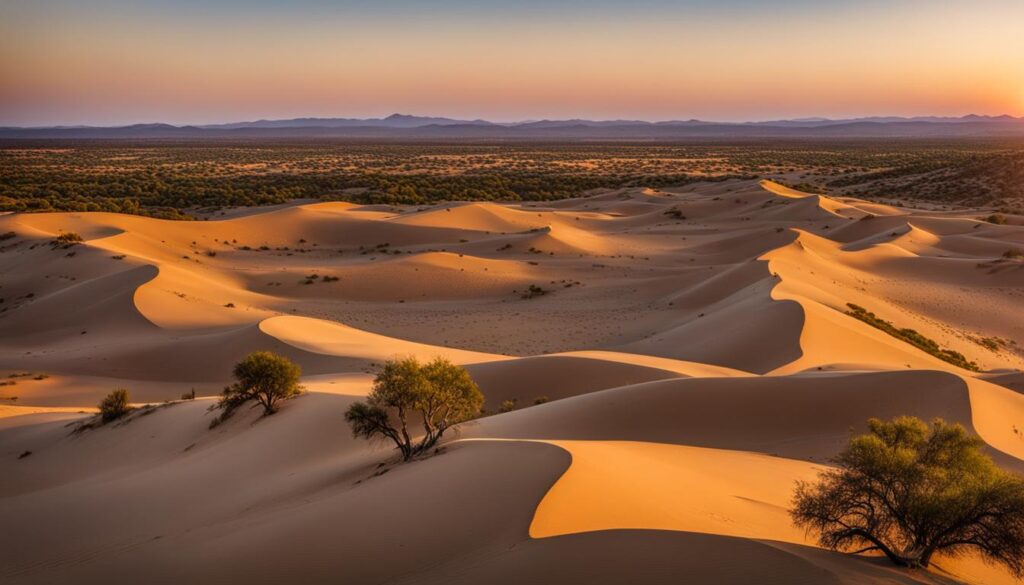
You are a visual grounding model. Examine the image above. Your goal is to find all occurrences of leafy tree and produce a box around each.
[346,357,426,459]
[217,351,302,418]
[99,388,131,423]
[345,357,483,460]
[792,416,1024,574]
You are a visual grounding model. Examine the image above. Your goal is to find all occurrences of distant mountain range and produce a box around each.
[2,113,1022,139]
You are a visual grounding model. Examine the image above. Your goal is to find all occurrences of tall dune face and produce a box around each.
[1,179,1023,584]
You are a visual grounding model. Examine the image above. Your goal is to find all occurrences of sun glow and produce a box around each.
[1,0,1022,124]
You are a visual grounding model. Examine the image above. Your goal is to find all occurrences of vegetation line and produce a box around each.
[845,303,979,371]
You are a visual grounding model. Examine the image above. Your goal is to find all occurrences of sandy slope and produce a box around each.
[2,179,1023,584]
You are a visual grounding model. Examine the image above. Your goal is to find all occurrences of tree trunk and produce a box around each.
[397,406,413,457]
[846,529,912,569]
[918,548,935,568]
[419,426,445,452]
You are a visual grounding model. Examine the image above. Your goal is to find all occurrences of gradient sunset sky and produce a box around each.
[2,0,1022,126]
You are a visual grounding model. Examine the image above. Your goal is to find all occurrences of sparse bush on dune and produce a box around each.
[520,284,549,299]
[99,388,132,423]
[663,207,686,220]
[211,351,302,427]
[345,357,483,461]
[792,416,1024,574]
[499,399,517,413]
[50,231,83,249]
[972,336,1015,352]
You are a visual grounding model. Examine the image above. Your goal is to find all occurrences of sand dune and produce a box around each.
[2,178,1023,584]
[393,201,556,233]
[259,314,506,364]
[528,440,821,541]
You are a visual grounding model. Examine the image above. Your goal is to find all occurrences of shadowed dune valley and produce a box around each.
[3,177,1024,584]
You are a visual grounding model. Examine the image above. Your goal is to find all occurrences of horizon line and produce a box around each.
[6,112,1023,130]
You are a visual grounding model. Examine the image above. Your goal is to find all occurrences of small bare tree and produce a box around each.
[345,357,482,461]
[792,416,1024,575]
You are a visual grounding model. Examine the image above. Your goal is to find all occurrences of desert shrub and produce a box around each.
[499,399,517,413]
[51,231,83,249]
[534,396,550,405]
[985,213,1008,225]
[521,284,549,299]
[181,388,196,401]
[663,208,686,220]
[792,416,1024,574]
[1004,248,1024,259]
[973,336,1013,352]
[99,388,132,423]
[214,351,302,422]
[345,357,483,461]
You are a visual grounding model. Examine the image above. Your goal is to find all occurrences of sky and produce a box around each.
[1,0,1023,126]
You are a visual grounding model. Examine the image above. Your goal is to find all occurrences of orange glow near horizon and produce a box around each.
[1,1,1022,125]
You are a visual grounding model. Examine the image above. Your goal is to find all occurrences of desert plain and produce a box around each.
[1,178,1024,584]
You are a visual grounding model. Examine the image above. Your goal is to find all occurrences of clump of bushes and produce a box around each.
[51,231,83,249]
[99,388,132,423]
[793,416,1024,574]
[520,284,550,299]
[663,208,687,220]
[973,336,1014,352]
[210,351,302,427]
[845,303,978,371]
[345,357,483,461]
